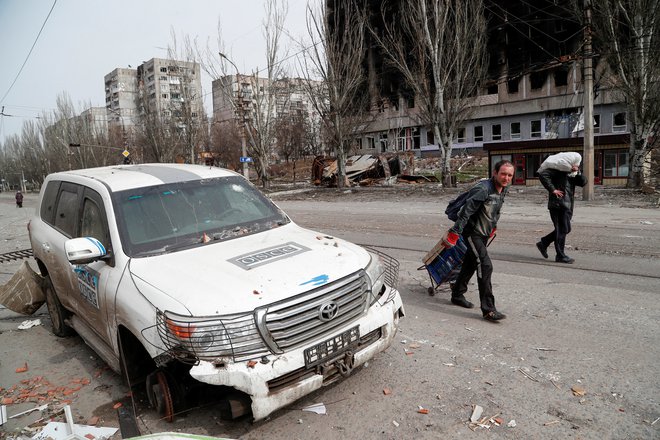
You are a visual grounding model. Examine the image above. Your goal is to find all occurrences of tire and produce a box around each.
[43,275,74,337]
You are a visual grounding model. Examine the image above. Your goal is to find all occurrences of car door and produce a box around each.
[71,186,118,344]
[42,181,83,312]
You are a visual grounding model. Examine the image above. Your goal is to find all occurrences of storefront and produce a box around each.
[484,134,630,186]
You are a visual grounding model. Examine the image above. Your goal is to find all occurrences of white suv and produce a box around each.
[28,164,404,421]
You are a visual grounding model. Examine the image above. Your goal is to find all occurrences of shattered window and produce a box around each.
[113,176,289,257]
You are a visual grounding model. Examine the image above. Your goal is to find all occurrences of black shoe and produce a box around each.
[555,256,574,264]
[451,297,474,309]
[536,242,548,259]
[483,311,507,322]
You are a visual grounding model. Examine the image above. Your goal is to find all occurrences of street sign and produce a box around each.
[122,150,130,157]
[240,157,253,163]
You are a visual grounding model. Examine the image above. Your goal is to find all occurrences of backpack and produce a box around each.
[445,179,493,221]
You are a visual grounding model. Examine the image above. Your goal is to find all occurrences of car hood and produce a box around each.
[129,223,371,316]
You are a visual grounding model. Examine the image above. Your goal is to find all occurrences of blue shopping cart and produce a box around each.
[418,236,467,296]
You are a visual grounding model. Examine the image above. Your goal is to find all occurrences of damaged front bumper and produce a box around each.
[188,290,404,421]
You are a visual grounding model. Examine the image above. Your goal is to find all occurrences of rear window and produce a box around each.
[112,176,289,257]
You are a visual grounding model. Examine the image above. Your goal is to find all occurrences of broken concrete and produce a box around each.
[0,261,45,315]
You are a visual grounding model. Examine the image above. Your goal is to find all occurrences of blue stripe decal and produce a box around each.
[299,274,329,287]
[85,237,106,255]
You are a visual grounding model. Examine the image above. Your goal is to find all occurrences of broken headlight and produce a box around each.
[365,251,386,305]
[158,310,269,361]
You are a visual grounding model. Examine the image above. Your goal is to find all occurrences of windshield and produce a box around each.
[113,176,289,257]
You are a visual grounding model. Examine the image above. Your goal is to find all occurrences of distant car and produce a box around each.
[28,164,404,421]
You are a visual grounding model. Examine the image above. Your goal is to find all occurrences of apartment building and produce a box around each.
[104,67,138,130]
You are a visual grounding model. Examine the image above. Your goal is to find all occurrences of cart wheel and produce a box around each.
[427,286,435,296]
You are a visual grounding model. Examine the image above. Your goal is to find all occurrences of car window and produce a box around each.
[80,196,107,248]
[53,184,80,237]
[113,176,289,257]
[40,180,61,225]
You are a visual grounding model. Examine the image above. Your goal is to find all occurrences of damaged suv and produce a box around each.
[28,164,404,421]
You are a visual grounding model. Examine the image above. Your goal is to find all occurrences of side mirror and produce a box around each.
[65,237,107,264]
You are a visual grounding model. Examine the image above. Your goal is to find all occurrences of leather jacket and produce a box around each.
[538,168,587,212]
[451,178,507,237]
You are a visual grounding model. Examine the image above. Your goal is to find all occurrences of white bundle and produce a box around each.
[538,152,582,175]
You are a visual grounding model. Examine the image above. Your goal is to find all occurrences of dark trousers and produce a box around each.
[540,208,572,259]
[451,235,496,314]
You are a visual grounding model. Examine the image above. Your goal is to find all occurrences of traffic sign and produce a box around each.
[240,157,253,163]
[122,150,130,157]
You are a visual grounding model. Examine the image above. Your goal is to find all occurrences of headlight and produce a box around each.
[159,311,268,361]
[365,252,386,305]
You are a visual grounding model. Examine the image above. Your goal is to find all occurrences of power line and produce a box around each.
[0,0,58,105]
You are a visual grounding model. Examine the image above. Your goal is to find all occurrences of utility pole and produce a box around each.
[219,53,250,180]
[583,0,595,201]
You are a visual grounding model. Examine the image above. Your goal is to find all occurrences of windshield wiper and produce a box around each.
[164,238,204,253]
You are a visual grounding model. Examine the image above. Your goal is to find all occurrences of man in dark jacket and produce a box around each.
[536,162,587,264]
[443,160,514,322]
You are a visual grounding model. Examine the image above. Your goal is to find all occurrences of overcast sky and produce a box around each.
[0,0,311,144]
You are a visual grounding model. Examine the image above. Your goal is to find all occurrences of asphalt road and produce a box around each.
[1,188,659,440]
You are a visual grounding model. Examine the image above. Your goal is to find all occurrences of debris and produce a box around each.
[87,416,99,426]
[640,221,653,225]
[302,403,326,415]
[0,261,45,315]
[442,363,455,367]
[550,379,560,389]
[533,347,557,351]
[31,405,118,440]
[297,419,303,424]
[651,417,659,425]
[247,361,258,369]
[470,405,483,423]
[383,388,392,395]
[16,363,29,373]
[252,290,260,295]
[417,407,429,414]
[392,420,399,427]
[544,420,560,426]
[8,404,48,419]
[18,319,42,330]
[112,402,122,409]
[507,419,517,428]
[571,385,586,396]
[408,343,421,349]
[494,417,504,425]
[518,368,539,382]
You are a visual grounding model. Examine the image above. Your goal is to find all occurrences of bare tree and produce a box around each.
[210,120,242,170]
[299,0,371,188]
[369,0,488,186]
[590,0,660,188]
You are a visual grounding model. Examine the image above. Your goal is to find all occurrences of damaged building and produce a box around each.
[333,0,635,186]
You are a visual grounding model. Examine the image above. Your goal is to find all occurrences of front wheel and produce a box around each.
[43,275,74,337]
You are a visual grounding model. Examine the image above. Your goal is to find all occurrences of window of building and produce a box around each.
[191,112,198,118]
[507,79,519,94]
[411,127,420,149]
[604,150,629,177]
[160,67,167,73]
[160,75,167,81]
[510,122,521,139]
[474,126,483,142]
[530,71,546,90]
[356,138,363,150]
[492,124,502,141]
[456,127,466,143]
[397,128,406,150]
[613,112,627,132]
[379,133,388,153]
[162,94,168,99]
[171,93,181,99]
[593,114,600,134]
[427,130,434,145]
[531,120,542,138]
[525,153,550,178]
[367,136,376,150]
[554,69,568,87]
[487,84,498,94]
[407,96,415,109]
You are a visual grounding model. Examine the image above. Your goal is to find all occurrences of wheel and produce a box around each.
[427,286,435,296]
[43,275,74,337]
[146,370,175,422]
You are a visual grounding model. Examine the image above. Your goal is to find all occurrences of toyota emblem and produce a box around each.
[319,301,339,322]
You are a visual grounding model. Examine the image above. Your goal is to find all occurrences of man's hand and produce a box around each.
[443,230,460,248]
[552,189,564,198]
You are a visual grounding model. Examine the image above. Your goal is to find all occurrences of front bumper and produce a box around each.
[189,289,404,420]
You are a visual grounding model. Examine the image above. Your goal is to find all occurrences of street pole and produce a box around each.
[219,53,249,180]
[582,0,595,201]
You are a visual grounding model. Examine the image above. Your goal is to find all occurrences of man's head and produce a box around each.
[492,160,514,190]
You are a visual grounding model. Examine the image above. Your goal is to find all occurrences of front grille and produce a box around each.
[265,271,368,351]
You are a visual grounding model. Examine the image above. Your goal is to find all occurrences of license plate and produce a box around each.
[304,326,360,367]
